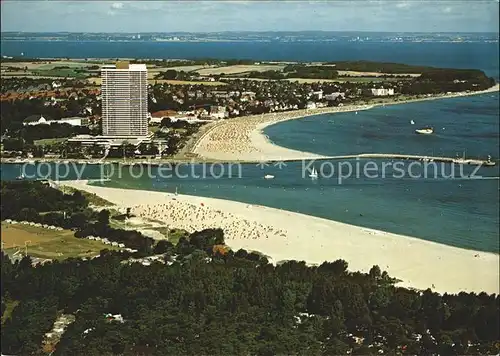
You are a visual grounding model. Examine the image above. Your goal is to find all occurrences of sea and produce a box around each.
[1,40,499,253]
[1,40,499,79]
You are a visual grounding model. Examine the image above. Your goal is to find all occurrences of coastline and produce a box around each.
[1,85,497,166]
[193,84,500,162]
[60,180,500,295]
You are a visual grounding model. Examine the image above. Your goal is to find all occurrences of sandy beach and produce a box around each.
[193,85,500,162]
[62,180,499,295]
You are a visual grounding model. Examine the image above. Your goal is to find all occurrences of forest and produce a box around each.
[1,181,499,355]
[323,61,437,74]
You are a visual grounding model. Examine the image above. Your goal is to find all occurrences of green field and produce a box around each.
[31,68,89,78]
[36,62,92,70]
[1,223,117,260]
[336,76,407,83]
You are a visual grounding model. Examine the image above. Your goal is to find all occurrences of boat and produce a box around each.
[415,127,433,135]
[410,120,415,125]
[483,155,496,167]
[264,174,274,179]
[309,167,318,179]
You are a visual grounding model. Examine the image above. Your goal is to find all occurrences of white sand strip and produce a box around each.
[62,180,499,295]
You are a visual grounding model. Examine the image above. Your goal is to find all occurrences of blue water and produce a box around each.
[1,94,499,253]
[1,40,499,79]
[265,94,500,158]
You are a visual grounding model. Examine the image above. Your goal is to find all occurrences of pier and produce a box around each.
[1,153,496,166]
[269,153,497,166]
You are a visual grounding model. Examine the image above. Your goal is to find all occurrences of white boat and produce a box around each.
[415,127,433,135]
[264,174,274,179]
[309,167,318,179]
[410,120,415,125]
[15,167,25,180]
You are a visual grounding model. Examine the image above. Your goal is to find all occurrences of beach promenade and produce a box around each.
[62,180,499,295]
[192,85,500,162]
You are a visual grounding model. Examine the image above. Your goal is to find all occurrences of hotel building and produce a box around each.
[101,61,148,137]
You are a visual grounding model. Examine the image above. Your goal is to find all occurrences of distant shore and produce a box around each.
[60,180,500,295]
[193,84,500,162]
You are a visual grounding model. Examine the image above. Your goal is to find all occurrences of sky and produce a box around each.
[1,0,499,33]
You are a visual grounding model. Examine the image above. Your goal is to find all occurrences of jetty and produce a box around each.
[1,153,496,166]
[266,153,496,166]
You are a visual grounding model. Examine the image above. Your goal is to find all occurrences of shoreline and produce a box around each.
[193,84,500,161]
[60,180,499,295]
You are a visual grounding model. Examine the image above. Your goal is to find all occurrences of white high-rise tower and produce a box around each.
[101,61,148,137]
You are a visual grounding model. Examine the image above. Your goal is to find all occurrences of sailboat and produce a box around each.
[16,167,25,180]
[309,167,318,179]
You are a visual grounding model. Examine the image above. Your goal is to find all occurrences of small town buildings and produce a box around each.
[365,88,395,96]
[324,92,346,101]
[209,105,228,119]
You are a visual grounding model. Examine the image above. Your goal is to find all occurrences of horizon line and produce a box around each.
[2,30,499,34]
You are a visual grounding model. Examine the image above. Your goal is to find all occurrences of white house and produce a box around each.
[311,90,323,100]
[306,102,317,110]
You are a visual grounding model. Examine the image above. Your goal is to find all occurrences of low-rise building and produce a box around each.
[311,90,323,100]
[209,106,227,119]
[149,110,178,124]
[67,133,154,147]
[324,92,346,101]
[23,115,86,126]
[365,88,395,96]
[306,102,317,109]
